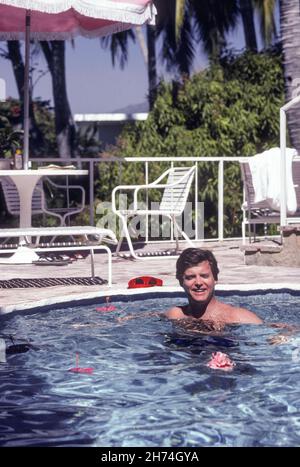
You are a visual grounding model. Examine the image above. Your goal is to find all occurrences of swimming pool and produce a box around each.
[0,290,300,447]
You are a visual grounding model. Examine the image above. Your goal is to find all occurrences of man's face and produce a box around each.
[181,260,216,305]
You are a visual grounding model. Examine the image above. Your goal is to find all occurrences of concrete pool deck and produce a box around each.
[1,239,300,314]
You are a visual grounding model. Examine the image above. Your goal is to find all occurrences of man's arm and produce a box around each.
[116,311,163,322]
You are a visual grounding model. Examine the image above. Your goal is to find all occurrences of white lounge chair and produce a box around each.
[112,165,196,259]
[0,226,117,286]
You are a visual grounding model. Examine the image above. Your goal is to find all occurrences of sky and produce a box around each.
[0,20,248,115]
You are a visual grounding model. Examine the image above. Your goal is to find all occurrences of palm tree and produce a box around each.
[279,0,300,153]
[3,40,44,153]
[40,40,76,157]
[5,41,25,101]
[2,39,74,157]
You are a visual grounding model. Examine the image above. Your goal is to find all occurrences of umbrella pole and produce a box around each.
[23,10,30,170]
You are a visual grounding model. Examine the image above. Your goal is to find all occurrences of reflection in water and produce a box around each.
[0,366,96,447]
[184,375,237,394]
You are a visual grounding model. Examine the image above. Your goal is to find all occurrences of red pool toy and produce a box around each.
[69,367,94,374]
[68,353,94,375]
[96,305,117,312]
[127,276,163,289]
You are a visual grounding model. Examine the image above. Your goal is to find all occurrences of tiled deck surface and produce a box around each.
[1,239,300,313]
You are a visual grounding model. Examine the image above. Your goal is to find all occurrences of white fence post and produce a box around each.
[218,160,224,241]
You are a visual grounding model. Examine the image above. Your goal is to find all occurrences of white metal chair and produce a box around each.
[112,165,196,259]
[0,176,85,226]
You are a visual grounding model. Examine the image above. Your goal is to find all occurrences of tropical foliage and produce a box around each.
[98,48,284,238]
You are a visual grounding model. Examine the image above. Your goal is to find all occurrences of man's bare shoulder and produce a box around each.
[165,306,186,320]
[221,303,263,325]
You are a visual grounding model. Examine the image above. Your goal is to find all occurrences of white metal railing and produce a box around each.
[124,156,250,242]
[2,154,286,243]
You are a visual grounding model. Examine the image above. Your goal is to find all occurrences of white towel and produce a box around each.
[248,147,297,214]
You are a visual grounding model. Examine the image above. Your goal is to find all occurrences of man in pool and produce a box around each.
[166,248,263,325]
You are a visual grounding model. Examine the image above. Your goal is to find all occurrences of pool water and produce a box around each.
[0,291,300,447]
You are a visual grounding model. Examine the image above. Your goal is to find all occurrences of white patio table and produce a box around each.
[0,168,88,228]
[0,168,88,263]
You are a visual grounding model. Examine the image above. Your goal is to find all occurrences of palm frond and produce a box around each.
[192,0,239,56]
[175,0,186,43]
[101,30,135,69]
[175,12,195,75]
[253,0,277,46]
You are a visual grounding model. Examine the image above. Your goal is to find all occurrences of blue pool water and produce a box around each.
[0,290,300,447]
